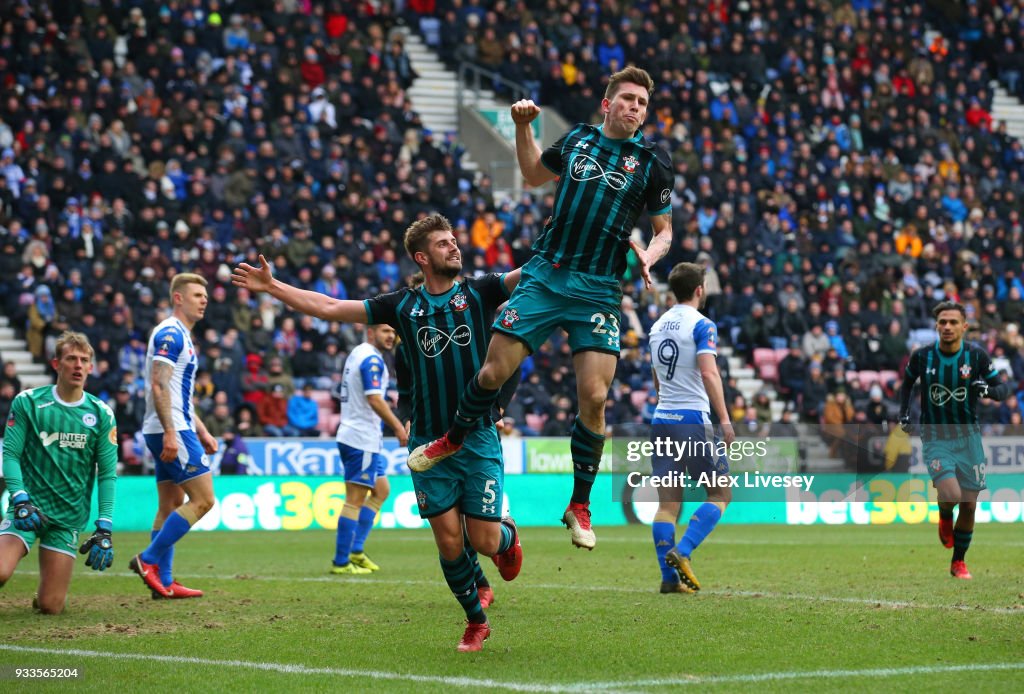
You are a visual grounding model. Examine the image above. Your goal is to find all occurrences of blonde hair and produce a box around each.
[54,331,94,360]
[169,272,208,301]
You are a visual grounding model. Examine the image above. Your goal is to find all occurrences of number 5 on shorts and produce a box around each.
[482,479,497,515]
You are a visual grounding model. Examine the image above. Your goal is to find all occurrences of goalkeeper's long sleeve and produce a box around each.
[95,406,119,523]
[2,395,28,496]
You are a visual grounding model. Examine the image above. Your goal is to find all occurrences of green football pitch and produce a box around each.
[1,524,1021,692]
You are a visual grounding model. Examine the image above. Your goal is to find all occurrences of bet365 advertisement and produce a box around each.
[4,473,1022,532]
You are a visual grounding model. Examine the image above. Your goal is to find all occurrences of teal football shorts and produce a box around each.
[410,427,504,521]
[493,255,623,356]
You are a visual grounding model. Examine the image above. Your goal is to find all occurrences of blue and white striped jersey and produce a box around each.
[336,342,389,452]
[143,316,199,434]
[648,304,719,413]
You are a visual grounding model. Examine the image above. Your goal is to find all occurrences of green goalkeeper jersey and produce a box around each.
[3,386,118,530]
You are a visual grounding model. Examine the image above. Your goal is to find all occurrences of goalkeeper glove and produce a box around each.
[970,379,990,398]
[11,492,49,532]
[78,520,113,571]
[899,413,911,433]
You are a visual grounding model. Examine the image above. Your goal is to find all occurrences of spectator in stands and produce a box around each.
[286,384,321,438]
[112,384,144,443]
[823,391,856,458]
[258,384,290,437]
[265,356,296,398]
[26,285,55,359]
[0,382,14,437]
[205,400,236,440]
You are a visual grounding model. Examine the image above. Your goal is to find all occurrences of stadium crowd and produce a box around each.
[0,0,1023,465]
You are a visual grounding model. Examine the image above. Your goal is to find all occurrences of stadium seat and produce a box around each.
[312,389,333,409]
[858,371,880,388]
[758,362,778,383]
[753,348,776,367]
[774,348,789,364]
[879,370,900,387]
[327,413,341,435]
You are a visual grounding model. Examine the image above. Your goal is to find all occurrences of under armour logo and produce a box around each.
[575,141,589,149]
[925,368,937,375]
[417,324,471,357]
[481,504,496,514]
[570,154,627,190]
[410,308,426,317]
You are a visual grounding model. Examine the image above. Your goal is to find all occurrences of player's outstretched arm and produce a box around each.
[232,254,368,324]
[512,100,558,187]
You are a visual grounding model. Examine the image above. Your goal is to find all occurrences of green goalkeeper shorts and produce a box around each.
[493,255,623,356]
[0,517,81,558]
[410,427,504,521]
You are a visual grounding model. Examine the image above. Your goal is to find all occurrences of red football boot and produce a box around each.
[407,434,462,473]
[950,560,973,580]
[129,555,171,597]
[477,585,494,609]
[562,502,596,550]
[153,580,205,599]
[938,517,954,548]
[457,621,491,652]
[492,517,523,581]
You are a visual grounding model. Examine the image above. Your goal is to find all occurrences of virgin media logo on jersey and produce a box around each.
[569,154,627,190]
[417,324,471,357]
[929,384,968,405]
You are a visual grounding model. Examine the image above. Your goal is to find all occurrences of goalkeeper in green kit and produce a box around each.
[0,331,118,613]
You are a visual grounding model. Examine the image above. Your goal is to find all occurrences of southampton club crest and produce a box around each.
[449,293,468,311]
[500,308,520,329]
[416,490,428,508]
[959,364,972,380]
[621,155,638,173]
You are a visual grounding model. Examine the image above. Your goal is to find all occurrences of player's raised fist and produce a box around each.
[510,100,541,125]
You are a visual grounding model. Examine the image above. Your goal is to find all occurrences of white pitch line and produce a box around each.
[0,644,1021,692]
[23,570,1023,614]
[0,644,580,693]
[591,661,1024,689]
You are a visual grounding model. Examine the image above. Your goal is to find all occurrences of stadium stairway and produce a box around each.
[0,315,51,389]
[991,83,1024,141]
[720,345,846,472]
[399,27,497,175]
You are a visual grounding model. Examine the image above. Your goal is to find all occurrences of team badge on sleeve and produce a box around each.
[6,412,13,428]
